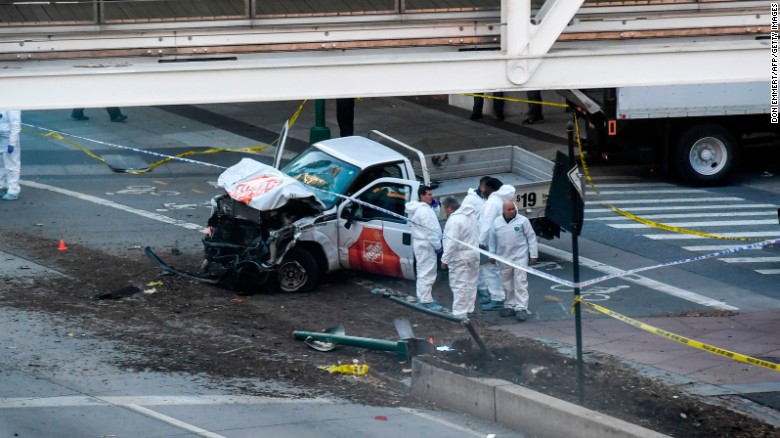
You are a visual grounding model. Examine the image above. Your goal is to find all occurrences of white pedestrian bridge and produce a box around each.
[0,0,772,109]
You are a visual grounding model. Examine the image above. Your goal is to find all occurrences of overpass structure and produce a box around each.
[0,0,772,109]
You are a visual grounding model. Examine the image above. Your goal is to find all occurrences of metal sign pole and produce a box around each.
[567,121,585,404]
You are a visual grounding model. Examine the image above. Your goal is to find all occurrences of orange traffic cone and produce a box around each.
[57,240,68,251]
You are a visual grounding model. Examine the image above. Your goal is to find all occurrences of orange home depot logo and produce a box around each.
[348,227,403,278]
[229,176,283,204]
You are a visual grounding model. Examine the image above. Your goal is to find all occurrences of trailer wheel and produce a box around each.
[675,124,737,185]
[275,247,319,293]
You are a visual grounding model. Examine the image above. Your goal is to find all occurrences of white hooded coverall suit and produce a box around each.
[441,203,480,317]
[0,110,22,197]
[488,209,539,311]
[479,184,516,302]
[461,188,487,292]
[405,200,443,304]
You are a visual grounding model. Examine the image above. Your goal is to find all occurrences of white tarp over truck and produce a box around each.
[203,128,557,293]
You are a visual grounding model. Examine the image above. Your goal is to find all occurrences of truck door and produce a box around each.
[336,178,418,280]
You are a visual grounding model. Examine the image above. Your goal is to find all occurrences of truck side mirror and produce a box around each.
[343,203,357,229]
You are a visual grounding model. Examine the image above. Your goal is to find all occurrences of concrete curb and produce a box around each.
[410,358,669,438]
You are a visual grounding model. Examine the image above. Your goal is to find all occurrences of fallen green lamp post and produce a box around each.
[292,331,434,361]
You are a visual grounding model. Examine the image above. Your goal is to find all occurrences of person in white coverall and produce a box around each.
[440,196,480,319]
[479,178,517,310]
[461,176,492,305]
[488,200,538,322]
[405,185,444,312]
[0,110,22,201]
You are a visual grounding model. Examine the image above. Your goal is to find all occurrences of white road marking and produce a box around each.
[644,232,780,240]
[590,211,777,221]
[585,204,776,213]
[757,269,780,274]
[608,219,779,229]
[719,257,780,263]
[21,180,207,233]
[586,189,705,195]
[682,245,759,252]
[585,182,670,188]
[0,395,330,409]
[585,197,744,205]
[539,244,738,311]
[397,407,486,437]
[123,404,228,438]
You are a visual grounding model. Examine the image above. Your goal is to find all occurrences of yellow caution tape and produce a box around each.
[463,93,568,108]
[123,145,268,175]
[43,131,106,163]
[318,364,370,375]
[575,296,780,372]
[572,115,762,242]
[24,99,309,174]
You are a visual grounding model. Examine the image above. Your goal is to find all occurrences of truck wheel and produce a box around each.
[276,247,319,293]
[675,124,737,185]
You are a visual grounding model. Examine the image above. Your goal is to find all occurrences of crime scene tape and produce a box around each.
[463,93,568,108]
[572,115,766,242]
[300,182,780,290]
[576,297,780,372]
[22,99,309,174]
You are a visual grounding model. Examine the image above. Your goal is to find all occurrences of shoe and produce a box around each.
[481,300,504,311]
[71,115,89,121]
[522,118,545,125]
[111,114,128,122]
[516,309,529,322]
[2,193,18,201]
[499,308,516,317]
[469,112,483,121]
[477,289,491,305]
[419,301,445,312]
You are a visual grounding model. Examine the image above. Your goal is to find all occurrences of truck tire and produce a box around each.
[675,124,737,185]
[275,247,319,293]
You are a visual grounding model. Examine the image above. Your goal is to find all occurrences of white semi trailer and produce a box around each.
[563,81,778,185]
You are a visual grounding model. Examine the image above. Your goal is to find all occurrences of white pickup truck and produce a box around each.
[202,126,556,293]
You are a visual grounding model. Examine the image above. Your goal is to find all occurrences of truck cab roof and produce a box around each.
[314,136,406,169]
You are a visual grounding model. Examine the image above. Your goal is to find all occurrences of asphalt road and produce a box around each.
[2,99,779,436]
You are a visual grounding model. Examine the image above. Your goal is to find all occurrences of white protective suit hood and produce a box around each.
[494,184,516,202]
[461,188,485,217]
[404,200,427,216]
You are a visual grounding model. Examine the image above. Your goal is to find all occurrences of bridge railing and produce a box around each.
[0,0,504,26]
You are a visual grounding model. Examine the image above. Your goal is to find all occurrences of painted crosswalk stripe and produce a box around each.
[682,245,762,251]
[585,204,776,213]
[719,257,780,263]
[756,269,780,274]
[590,211,777,221]
[644,232,780,240]
[586,189,705,195]
[608,219,779,229]
[539,244,737,310]
[585,197,744,205]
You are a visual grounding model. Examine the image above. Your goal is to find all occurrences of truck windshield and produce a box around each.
[282,149,359,208]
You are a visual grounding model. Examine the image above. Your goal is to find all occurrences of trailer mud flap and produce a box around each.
[145,247,223,285]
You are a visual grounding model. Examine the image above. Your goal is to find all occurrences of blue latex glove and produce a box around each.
[6,145,13,154]
[435,247,443,256]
